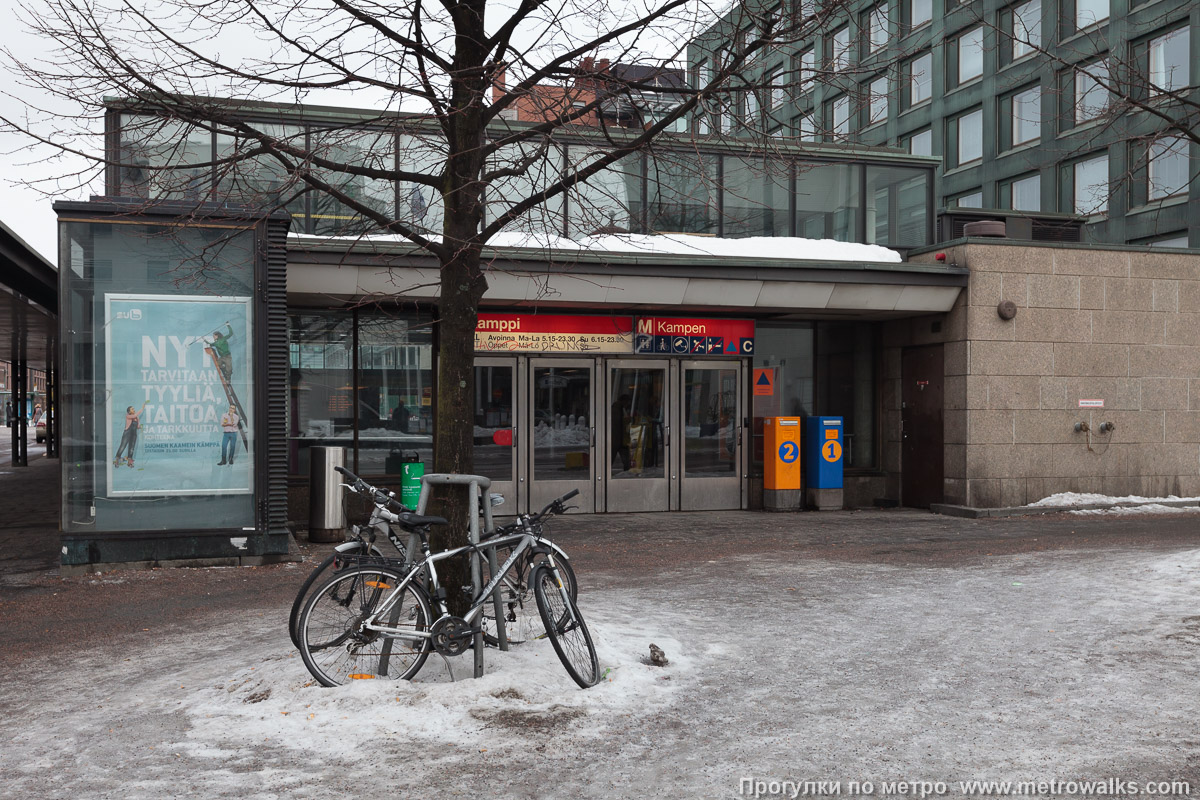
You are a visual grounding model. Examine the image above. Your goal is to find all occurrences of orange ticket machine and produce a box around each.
[763,417,802,511]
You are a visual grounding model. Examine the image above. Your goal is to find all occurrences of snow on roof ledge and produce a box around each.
[289,231,904,264]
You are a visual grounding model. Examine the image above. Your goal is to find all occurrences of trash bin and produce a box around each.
[399,453,424,510]
[309,446,347,543]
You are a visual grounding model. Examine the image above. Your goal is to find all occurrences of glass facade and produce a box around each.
[107,112,935,249]
[60,219,259,533]
[288,310,433,477]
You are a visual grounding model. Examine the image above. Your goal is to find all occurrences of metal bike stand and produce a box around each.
[414,473,506,679]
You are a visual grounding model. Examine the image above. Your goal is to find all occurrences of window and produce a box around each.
[953,190,984,208]
[956,27,985,85]
[1076,0,1108,29]
[1075,59,1111,124]
[1073,153,1109,214]
[1011,0,1042,60]
[868,5,889,52]
[1008,173,1041,210]
[770,67,786,108]
[907,52,933,107]
[831,27,852,71]
[909,0,932,29]
[745,87,760,123]
[798,113,818,141]
[908,128,933,155]
[1148,136,1190,200]
[795,49,816,95]
[869,76,889,124]
[1011,86,1041,146]
[1150,28,1190,94]
[831,95,852,138]
[1145,234,1190,248]
[956,108,984,164]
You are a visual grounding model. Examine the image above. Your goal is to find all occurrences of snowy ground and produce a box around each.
[3,545,1200,798]
[1028,492,1200,515]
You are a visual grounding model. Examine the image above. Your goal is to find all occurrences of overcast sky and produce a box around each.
[1,0,705,264]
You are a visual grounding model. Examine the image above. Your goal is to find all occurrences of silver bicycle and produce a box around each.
[296,486,599,689]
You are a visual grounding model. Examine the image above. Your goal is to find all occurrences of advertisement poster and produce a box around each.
[104,294,253,497]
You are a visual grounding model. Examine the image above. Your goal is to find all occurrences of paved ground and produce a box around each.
[1,458,1199,798]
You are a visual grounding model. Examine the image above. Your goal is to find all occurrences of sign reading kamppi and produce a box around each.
[475,314,633,353]
[633,318,755,356]
[105,294,253,497]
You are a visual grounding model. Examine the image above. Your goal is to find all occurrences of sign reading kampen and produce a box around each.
[633,317,755,356]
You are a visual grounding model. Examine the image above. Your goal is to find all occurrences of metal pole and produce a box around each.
[468,480,484,679]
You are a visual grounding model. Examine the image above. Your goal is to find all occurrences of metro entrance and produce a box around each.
[473,355,748,514]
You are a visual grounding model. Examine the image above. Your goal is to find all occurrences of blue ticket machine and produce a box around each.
[804,416,843,510]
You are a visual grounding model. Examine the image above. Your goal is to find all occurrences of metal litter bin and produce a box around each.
[309,446,347,543]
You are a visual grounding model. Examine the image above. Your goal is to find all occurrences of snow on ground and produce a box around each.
[4,546,1200,798]
[182,616,694,762]
[1028,491,1200,508]
[1069,503,1200,516]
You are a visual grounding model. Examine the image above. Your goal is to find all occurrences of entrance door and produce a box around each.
[527,359,596,513]
[474,358,520,511]
[604,359,671,512]
[678,360,745,510]
[901,344,944,508]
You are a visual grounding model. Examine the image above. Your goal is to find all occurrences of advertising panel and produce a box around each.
[104,294,253,497]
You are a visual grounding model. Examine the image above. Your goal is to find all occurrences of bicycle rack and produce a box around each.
[413,472,506,680]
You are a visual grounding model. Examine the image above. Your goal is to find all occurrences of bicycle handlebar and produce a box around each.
[334,465,410,514]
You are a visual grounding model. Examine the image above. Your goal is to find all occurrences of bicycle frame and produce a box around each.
[360,525,572,644]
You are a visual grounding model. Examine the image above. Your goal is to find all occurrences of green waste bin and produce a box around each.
[400,456,424,510]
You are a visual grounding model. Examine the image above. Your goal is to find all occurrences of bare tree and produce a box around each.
[1,0,863,575]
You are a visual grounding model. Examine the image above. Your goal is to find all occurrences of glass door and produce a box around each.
[604,359,671,512]
[527,359,595,513]
[474,358,520,512]
[678,360,745,510]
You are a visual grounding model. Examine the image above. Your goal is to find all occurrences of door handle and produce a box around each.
[664,425,670,448]
[590,426,595,448]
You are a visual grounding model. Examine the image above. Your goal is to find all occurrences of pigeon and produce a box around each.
[649,643,668,666]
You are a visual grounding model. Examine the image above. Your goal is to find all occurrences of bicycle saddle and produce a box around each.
[396,512,447,529]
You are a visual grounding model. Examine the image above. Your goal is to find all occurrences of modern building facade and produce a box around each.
[48,94,1200,570]
[690,0,1198,247]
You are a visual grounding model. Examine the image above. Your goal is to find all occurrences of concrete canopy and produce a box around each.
[0,219,56,371]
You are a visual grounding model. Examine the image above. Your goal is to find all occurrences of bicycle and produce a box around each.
[288,466,577,649]
[295,487,599,689]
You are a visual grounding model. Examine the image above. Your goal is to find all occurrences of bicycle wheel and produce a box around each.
[481,549,577,646]
[532,564,599,688]
[288,542,391,647]
[298,565,432,687]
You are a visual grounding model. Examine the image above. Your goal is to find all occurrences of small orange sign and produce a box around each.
[753,368,775,396]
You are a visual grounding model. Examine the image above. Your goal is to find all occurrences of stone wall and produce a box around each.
[907,241,1200,508]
